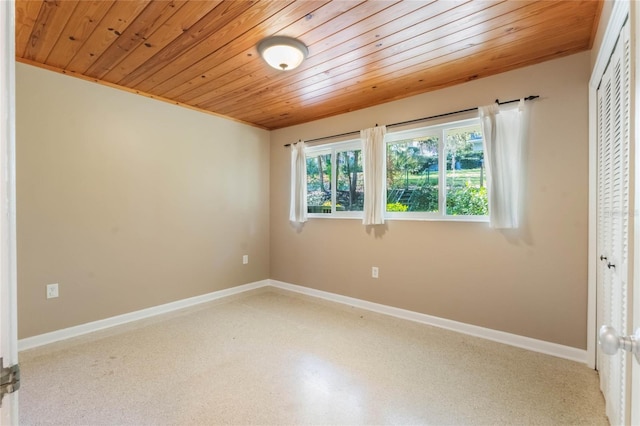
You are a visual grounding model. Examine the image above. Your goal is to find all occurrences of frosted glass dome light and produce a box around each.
[258,36,308,71]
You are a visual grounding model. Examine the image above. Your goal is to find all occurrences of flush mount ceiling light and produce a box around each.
[257,36,308,71]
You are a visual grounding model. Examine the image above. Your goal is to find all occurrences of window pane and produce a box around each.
[336,150,363,211]
[386,137,439,212]
[306,153,332,214]
[444,124,488,215]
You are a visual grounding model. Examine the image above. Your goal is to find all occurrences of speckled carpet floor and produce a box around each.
[19,287,608,425]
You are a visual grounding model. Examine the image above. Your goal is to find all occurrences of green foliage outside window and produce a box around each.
[407,186,439,212]
[446,182,488,216]
[386,202,409,212]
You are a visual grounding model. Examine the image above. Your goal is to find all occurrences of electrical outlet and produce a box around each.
[46,283,59,299]
[243,255,249,265]
[372,267,379,278]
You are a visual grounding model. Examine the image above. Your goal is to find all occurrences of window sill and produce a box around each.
[306,214,489,223]
[385,215,490,223]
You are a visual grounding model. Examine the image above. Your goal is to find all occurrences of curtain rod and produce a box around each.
[283,95,539,147]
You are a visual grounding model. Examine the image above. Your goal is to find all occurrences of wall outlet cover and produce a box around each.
[46,283,59,299]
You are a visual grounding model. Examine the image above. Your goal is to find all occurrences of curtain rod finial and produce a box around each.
[495,98,500,104]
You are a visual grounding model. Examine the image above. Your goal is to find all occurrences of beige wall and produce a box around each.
[17,63,270,339]
[17,50,591,349]
[270,52,591,349]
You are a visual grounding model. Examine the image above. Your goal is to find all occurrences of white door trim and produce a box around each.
[630,2,640,424]
[0,0,18,422]
[588,0,630,370]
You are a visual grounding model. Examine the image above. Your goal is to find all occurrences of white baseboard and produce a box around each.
[18,280,270,351]
[269,279,588,364]
[20,278,587,365]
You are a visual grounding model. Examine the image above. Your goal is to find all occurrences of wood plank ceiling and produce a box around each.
[15,0,602,130]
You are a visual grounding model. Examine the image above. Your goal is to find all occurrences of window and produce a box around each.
[306,141,363,217]
[444,123,488,216]
[306,151,332,214]
[386,134,439,214]
[305,118,488,221]
[385,118,488,220]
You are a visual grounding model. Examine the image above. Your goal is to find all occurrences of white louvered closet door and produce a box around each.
[596,19,631,426]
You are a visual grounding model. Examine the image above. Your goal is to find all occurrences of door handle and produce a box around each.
[600,255,608,261]
[599,325,640,362]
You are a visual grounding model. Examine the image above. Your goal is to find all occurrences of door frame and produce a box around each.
[631,1,640,424]
[0,0,18,423]
[588,0,631,370]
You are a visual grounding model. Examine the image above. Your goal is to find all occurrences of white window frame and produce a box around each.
[306,139,363,219]
[304,117,489,222]
[385,117,489,222]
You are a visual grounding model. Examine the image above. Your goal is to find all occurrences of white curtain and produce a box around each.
[479,100,529,229]
[361,125,387,225]
[289,141,307,223]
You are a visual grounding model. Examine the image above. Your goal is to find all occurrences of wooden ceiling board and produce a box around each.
[220,1,597,124]
[189,0,464,112]
[100,1,222,83]
[162,0,390,104]
[23,0,79,63]
[249,22,592,125]
[157,0,360,101]
[241,4,597,127]
[15,0,603,130]
[256,27,591,129]
[131,0,301,93]
[15,0,43,57]
[44,1,115,69]
[210,0,535,116]
[213,2,546,118]
[65,1,151,73]
[174,0,440,105]
[117,0,265,89]
[149,0,333,98]
[84,0,187,79]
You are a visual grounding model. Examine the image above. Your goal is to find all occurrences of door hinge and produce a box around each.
[0,357,20,407]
